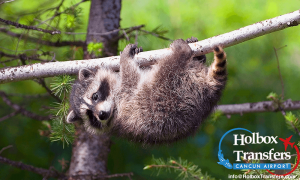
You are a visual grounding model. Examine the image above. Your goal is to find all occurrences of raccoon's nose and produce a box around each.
[99,111,109,120]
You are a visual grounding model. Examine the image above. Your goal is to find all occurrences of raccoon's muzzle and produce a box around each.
[99,111,109,120]
[86,110,102,128]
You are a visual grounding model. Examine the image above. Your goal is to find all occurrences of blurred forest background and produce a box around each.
[0,0,300,179]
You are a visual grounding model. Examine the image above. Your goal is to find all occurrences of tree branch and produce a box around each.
[0,9,300,83]
[0,154,134,179]
[0,51,51,62]
[0,111,20,122]
[0,91,51,120]
[35,79,62,103]
[0,18,60,35]
[0,156,65,179]
[67,172,134,179]
[216,99,300,115]
[0,28,85,47]
[0,0,14,5]
[0,145,13,154]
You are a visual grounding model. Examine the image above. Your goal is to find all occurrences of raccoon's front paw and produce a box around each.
[121,44,143,59]
[185,37,206,63]
[170,39,192,55]
[185,36,198,44]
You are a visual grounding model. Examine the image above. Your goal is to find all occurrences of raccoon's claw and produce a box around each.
[121,43,143,59]
[185,36,198,44]
[135,47,143,54]
[185,37,206,63]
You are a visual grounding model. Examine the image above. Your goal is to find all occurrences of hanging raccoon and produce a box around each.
[67,37,227,145]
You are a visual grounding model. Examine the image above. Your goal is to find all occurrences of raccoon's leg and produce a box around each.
[185,37,206,63]
[119,44,143,95]
[206,46,227,93]
[157,39,193,73]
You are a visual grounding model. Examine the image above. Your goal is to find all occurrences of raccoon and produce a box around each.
[67,37,227,145]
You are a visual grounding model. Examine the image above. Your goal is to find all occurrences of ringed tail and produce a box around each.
[210,46,227,81]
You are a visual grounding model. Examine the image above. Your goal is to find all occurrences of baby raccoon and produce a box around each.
[67,37,227,145]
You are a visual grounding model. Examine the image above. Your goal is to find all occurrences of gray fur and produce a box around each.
[68,38,227,145]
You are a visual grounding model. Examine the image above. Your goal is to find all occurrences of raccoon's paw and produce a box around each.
[170,39,192,55]
[185,36,198,44]
[121,44,143,59]
[185,37,206,63]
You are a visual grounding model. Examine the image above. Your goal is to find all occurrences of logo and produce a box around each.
[217,128,300,176]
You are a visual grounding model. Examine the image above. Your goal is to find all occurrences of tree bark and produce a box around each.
[86,0,121,58]
[217,99,300,115]
[68,0,121,179]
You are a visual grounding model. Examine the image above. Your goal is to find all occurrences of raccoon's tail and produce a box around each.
[208,46,227,82]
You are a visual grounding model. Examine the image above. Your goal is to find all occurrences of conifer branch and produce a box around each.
[1,9,300,83]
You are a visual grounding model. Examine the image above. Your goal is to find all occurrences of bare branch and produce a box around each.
[0,153,134,179]
[273,45,287,99]
[0,28,85,47]
[35,79,62,103]
[37,0,87,26]
[0,51,52,63]
[122,29,129,41]
[114,25,145,41]
[140,29,173,41]
[0,155,65,179]
[0,18,60,35]
[0,91,51,120]
[0,145,13,154]
[1,9,300,83]
[5,93,49,98]
[67,172,134,179]
[0,111,20,122]
[0,0,14,5]
[216,99,300,115]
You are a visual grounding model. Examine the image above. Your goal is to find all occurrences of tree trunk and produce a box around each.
[86,0,121,58]
[68,0,121,179]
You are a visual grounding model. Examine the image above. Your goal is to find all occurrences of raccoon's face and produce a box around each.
[67,68,118,134]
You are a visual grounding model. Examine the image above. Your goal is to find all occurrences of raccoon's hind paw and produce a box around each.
[185,37,206,63]
[170,39,192,55]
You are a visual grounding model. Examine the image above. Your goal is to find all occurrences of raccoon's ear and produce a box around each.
[78,69,95,81]
[66,110,81,123]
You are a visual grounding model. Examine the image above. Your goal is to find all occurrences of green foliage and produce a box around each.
[284,112,300,134]
[66,15,76,29]
[266,92,280,101]
[209,110,224,123]
[87,42,103,56]
[144,156,215,180]
[50,118,75,147]
[285,112,297,122]
[51,75,74,97]
[50,75,75,148]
